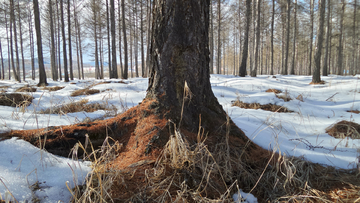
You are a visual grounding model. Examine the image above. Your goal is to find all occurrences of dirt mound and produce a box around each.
[232,100,293,113]
[0,93,33,107]
[326,120,360,139]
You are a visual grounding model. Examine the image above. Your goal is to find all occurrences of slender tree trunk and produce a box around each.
[10,0,17,81]
[12,0,21,82]
[0,39,3,79]
[290,0,297,75]
[6,13,11,80]
[351,0,357,75]
[270,0,274,75]
[33,0,47,86]
[122,0,128,79]
[100,25,104,79]
[308,0,314,75]
[134,0,139,77]
[110,0,117,78]
[283,0,291,75]
[145,0,152,77]
[312,0,326,83]
[18,1,25,81]
[322,0,331,76]
[106,0,112,77]
[239,0,252,77]
[61,0,69,82]
[56,2,62,80]
[209,2,214,74]
[49,0,57,81]
[217,0,221,74]
[140,0,145,77]
[337,0,345,75]
[118,0,124,78]
[130,3,133,78]
[251,0,261,77]
[68,0,73,80]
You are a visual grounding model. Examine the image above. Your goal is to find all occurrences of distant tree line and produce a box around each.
[0,0,358,84]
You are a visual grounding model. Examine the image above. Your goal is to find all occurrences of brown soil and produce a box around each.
[265,89,282,94]
[326,120,360,139]
[0,93,33,107]
[232,100,294,113]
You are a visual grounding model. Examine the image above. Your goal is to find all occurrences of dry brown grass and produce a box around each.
[0,93,33,107]
[348,110,360,114]
[232,100,294,113]
[41,86,65,92]
[276,93,292,102]
[40,99,117,115]
[71,88,100,97]
[266,89,282,94]
[15,85,37,93]
[326,120,360,139]
[310,80,326,85]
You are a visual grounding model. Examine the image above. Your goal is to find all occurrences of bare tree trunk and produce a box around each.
[0,39,3,79]
[145,0,152,77]
[337,0,345,75]
[49,0,58,81]
[312,0,326,83]
[110,0,118,78]
[18,1,26,81]
[217,0,221,74]
[322,0,331,76]
[251,0,261,77]
[73,0,81,80]
[283,0,291,75]
[122,0,128,79]
[290,0,297,75]
[351,0,357,75]
[9,0,17,81]
[61,0,69,82]
[68,0,73,80]
[6,12,11,80]
[239,0,251,77]
[56,2,62,80]
[12,0,21,82]
[308,0,314,75]
[270,0,274,75]
[106,0,112,77]
[134,0,139,77]
[33,0,48,86]
[140,0,145,77]
[118,0,124,78]
[210,2,214,74]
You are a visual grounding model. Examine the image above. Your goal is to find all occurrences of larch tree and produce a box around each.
[250,0,261,77]
[121,0,128,79]
[110,0,117,78]
[68,0,74,80]
[33,0,47,86]
[312,0,326,84]
[283,0,291,75]
[337,0,345,75]
[290,0,297,75]
[239,0,252,77]
[49,0,58,81]
[61,0,69,82]
[308,0,314,75]
[322,0,331,76]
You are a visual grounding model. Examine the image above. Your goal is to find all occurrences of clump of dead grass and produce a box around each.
[348,110,360,114]
[232,100,293,113]
[326,120,360,139]
[71,88,100,97]
[310,80,326,85]
[41,86,65,92]
[40,99,117,115]
[0,93,33,107]
[15,85,37,93]
[266,89,282,94]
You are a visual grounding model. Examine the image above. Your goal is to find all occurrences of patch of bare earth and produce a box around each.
[265,88,282,94]
[326,120,360,139]
[70,88,100,97]
[0,93,33,107]
[41,86,65,92]
[1,100,360,202]
[232,100,293,113]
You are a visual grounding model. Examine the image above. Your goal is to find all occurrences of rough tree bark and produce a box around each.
[239,0,252,77]
[110,0,118,78]
[33,0,48,86]
[122,0,128,79]
[312,0,326,83]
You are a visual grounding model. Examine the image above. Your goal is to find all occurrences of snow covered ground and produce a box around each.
[0,74,359,202]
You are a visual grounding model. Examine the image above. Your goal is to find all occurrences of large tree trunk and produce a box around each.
[312,0,326,83]
[33,0,47,86]
[239,0,252,77]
